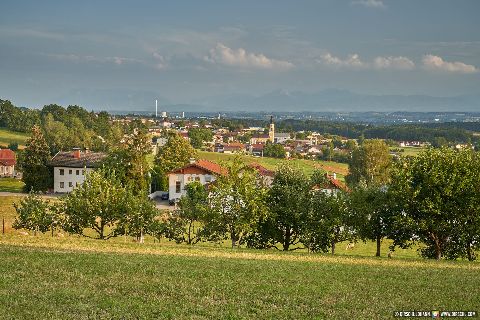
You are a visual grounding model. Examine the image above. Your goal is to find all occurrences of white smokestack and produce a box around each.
[155,99,158,118]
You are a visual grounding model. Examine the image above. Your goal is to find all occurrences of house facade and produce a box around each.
[50,149,107,193]
[0,149,16,177]
[168,160,275,201]
[168,159,224,201]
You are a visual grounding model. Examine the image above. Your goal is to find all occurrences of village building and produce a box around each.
[0,149,16,177]
[167,159,275,201]
[50,149,107,193]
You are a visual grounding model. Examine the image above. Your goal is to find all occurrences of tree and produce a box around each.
[61,169,128,239]
[267,164,311,251]
[103,130,152,194]
[303,191,353,254]
[348,185,395,257]
[153,133,197,191]
[13,191,57,235]
[165,182,208,244]
[188,128,213,149]
[389,148,480,260]
[22,125,52,192]
[205,157,267,248]
[116,193,159,242]
[346,139,391,187]
[263,141,286,158]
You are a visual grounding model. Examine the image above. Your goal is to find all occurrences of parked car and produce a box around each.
[161,193,169,200]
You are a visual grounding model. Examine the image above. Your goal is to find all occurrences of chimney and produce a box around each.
[189,158,196,164]
[333,173,337,180]
[73,148,81,159]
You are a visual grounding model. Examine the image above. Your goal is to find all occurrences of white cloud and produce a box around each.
[205,43,294,70]
[46,53,143,66]
[351,0,386,8]
[318,53,367,69]
[422,55,477,74]
[373,56,415,70]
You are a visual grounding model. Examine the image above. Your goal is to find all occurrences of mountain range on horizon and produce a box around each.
[12,88,480,113]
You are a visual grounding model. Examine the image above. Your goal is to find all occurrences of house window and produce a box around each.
[195,177,200,182]
[60,182,64,189]
[82,170,85,175]
[59,169,64,176]
[76,170,79,175]
[175,181,181,193]
[69,182,73,188]
[69,169,72,175]
[205,175,211,182]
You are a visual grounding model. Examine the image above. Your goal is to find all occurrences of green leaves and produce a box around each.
[13,191,57,234]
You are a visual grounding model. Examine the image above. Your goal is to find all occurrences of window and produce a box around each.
[69,169,72,175]
[175,181,181,193]
[59,169,64,176]
[195,177,200,182]
[76,170,79,175]
[69,182,73,188]
[82,170,85,175]
[60,182,64,188]
[205,175,212,182]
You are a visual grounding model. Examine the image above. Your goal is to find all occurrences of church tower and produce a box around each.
[268,116,275,143]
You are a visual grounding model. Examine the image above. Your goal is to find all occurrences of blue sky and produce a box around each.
[1,0,479,110]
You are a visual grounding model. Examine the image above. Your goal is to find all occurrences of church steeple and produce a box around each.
[269,116,275,143]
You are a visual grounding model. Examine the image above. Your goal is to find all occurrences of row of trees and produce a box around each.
[14,132,480,261]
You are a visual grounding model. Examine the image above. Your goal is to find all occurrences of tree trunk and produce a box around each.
[331,240,335,255]
[375,235,381,257]
[231,226,237,249]
[466,241,475,261]
[283,228,291,251]
[434,237,442,260]
[187,221,193,245]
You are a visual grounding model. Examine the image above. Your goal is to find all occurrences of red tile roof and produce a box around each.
[170,159,227,176]
[249,163,274,177]
[0,149,16,166]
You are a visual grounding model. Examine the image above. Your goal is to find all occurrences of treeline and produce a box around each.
[15,139,480,261]
[0,99,131,154]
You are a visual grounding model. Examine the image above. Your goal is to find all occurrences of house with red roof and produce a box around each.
[312,173,349,195]
[167,159,225,201]
[0,149,16,177]
[167,159,276,201]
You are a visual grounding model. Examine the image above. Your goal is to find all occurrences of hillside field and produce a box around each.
[0,235,479,319]
[0,128,29,149]
[198,151,349,179]
[1,195,480,319]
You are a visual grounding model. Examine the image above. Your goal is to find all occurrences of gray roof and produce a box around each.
[275,133,291,138]
[50,151,107,168]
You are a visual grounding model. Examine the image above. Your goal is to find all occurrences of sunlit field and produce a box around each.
[0,128,29,149]
[1,194,480,319]
[198,151,349,180]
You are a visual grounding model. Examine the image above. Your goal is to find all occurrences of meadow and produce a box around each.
[0,128,29,149]
[198,151,349,179]
[1,194,480,319]
[0,178,24,193]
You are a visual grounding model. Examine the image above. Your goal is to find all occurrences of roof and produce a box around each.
[50,151,107,168]
[275,133,291,138]
[169,159,227,176]
[0,149,16,166]
[249,163,275,177]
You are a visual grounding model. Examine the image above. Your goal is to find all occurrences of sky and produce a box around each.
[1,0,479,111]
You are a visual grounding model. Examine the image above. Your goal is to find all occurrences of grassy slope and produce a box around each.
[0,128,29,149]
[0,178,24,193]
[0,237,479,319]
[198,151,349,179]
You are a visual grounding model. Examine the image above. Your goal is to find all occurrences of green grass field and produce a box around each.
[0,178,24,193]
[0,236,479,319]
[1,195,479,319]
[0,128,29,149]
[198,151,349,179]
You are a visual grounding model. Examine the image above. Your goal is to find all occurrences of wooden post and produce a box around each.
[2,217,4,234]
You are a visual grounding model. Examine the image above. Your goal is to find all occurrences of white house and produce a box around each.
[168,159,224,201]
[167,159,275,201]
[50,149,107,193]
[0,149,16,177]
